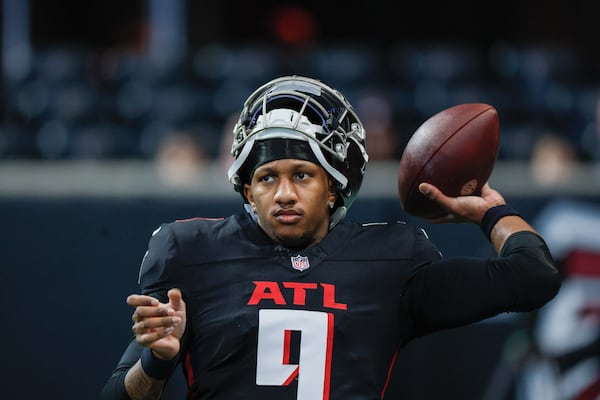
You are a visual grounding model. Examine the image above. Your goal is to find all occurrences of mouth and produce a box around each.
[274,209,302,224]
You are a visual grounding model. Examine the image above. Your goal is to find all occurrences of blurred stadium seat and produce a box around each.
[1,42,598,163]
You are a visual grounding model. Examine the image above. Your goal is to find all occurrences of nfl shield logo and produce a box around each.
[291,255,310,271]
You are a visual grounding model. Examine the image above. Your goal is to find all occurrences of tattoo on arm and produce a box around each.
[124,360,166,400]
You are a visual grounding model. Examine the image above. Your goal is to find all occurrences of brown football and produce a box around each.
[397,103,500,219]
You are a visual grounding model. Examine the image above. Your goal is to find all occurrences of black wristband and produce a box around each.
[140,347,178,380]
[480,204,521,240]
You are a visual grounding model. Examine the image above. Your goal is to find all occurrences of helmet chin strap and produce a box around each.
[329,207,347,229]
[244,203,258,222]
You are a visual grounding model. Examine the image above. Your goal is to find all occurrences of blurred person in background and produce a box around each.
[529,132,577,187]
[356,94,400,161]
[512,199,600,400]
[355,93,401,161]
[154,131,208,188]
[100,76,560,400]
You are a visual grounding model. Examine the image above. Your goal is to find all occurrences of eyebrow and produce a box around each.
[255,160,318,174]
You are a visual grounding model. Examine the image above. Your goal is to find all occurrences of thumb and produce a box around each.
[419,182,453,210]
[419,182,442,200]
[168,288,185,312]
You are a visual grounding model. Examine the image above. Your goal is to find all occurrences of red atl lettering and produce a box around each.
[321,283,347,310]
[247,281,286,305]
[247,281,348,310]
[282,282,318,305]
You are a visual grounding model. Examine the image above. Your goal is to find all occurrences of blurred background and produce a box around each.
[2,0,600,399]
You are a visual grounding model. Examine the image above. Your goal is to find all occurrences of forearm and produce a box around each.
[124,360,166,400]
[101,340,169,400]
[409,231,561,336]
[497,230,561,310]
[490,214,538,253]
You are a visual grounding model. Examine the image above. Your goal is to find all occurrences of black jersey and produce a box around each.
[102,212,560,400]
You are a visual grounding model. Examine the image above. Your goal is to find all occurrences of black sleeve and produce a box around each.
[406,231,561,337]
[100,224,178,399]
[138,223,179,299]
[100,339,144,400]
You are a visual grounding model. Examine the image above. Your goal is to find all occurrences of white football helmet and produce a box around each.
[227,75,369,228]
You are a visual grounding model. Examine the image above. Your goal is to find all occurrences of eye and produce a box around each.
[259,174,274,183]
[295,172,309,180]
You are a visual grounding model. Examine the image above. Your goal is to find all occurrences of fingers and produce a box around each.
[132,314,182,330]
[167,288,186,312]
[418,182,488,224]
[128,293,174,320]
[131,303,175,322]
[135,329,173,346]
[132,315,182,345]
[132,315,181,332]
[126,290,186,348]
[127,294,159,307]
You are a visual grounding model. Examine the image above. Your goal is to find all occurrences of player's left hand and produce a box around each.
[418,182,506,224]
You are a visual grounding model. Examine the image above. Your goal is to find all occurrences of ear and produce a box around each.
[328,180,337,205]
[243,183,254,206]
[328,191,336,204]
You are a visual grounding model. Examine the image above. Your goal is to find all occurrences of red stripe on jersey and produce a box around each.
[323,312,335,400]
[185,352,194,392]
[380,350,398,399]
[282,366,299,386]
[283,329,292,364]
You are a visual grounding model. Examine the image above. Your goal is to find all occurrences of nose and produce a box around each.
[273,177,297,205]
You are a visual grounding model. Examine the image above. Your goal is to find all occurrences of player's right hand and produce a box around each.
[127,288,187,360]
[418,182,506,224]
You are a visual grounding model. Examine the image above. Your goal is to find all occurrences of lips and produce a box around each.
[274,209,302,224]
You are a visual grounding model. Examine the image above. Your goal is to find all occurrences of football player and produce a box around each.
[101,76,561,400]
